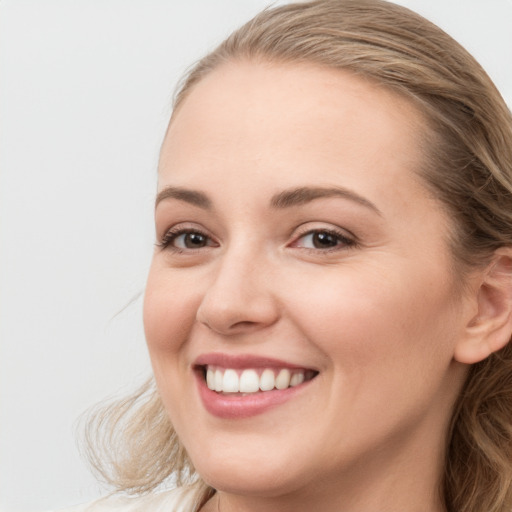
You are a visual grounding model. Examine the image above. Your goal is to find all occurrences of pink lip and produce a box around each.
[193,352,311,370]
[193,353,317,419]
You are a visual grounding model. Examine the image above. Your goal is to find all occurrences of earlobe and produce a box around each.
[454,249,512,365]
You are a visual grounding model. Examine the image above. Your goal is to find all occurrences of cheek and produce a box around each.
[284,262,459,378]
[281,264,462,451]
[143,266,199,361]
[143,266,200,426]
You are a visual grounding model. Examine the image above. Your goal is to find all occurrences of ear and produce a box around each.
[454,248,512,364]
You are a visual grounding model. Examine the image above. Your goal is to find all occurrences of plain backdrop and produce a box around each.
[1,1,511,511]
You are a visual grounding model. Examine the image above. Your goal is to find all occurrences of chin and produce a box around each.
[198,463,302,498]
[188,441,310,497]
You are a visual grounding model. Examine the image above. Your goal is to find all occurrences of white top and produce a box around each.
[55,486,202,512]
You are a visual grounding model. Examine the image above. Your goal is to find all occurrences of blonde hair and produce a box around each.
[85,1,512,510]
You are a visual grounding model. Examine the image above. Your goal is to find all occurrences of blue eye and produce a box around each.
[294,229,354,250]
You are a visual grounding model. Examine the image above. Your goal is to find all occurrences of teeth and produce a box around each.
[275,369,291,390]
[290,372,305,387]
[259,369,275,391]
[223,369,239,393]
[206,368,215,390]
[205,366,309,394]
[214,368,223,392]
[239,369,259,393]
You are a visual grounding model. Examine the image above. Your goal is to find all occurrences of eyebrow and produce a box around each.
[155,186,212,209]
[155,185,381,215]
[270,186,382,215]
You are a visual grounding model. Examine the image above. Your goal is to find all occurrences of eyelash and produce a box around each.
[156,226,357,254]
[291,227,357,252]
[157,227,216,253]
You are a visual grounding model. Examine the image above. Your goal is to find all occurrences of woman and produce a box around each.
[77,0,512,511]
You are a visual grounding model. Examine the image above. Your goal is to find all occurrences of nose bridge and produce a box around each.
[196,238,278,334]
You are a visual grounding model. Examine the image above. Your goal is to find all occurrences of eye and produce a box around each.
[292,228,355,251]
[173,232,209,249]
[158,227,217,251]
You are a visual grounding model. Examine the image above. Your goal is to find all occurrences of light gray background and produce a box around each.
[1,1,511,511]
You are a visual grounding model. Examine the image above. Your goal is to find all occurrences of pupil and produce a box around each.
[313,231,338,248]
[185,233,206,248]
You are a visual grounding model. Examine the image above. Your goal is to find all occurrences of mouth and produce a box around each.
[197,365,318,394]
[193,354,319,419]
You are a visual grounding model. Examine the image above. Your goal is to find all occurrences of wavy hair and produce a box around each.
[85,1,512,510]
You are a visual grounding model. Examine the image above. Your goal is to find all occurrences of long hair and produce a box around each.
[85,2,512,510]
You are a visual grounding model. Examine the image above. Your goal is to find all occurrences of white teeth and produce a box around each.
[205,366,310,394]
[290,372,305,387]
[275,369,291,390]
[206,367,215,390]
[259,369,275,391]
[214,368,223,392]
[223,369,239,392]
[239,369,260,393]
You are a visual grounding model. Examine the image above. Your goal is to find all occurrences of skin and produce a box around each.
[144,61,475,512]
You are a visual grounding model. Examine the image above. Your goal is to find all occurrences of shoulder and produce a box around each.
[53,485,201,512]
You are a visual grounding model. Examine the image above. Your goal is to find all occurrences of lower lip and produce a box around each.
[195,371,313,419]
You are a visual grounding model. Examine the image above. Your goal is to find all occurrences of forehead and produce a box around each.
[159,60,428,205]
[173,60,422,126]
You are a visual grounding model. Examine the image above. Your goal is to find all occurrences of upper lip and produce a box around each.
[193,352,317,371]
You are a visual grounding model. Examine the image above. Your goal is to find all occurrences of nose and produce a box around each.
[196,248,280,336]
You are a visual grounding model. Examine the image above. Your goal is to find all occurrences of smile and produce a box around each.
[204,366,317,394]
[193,354,319,418]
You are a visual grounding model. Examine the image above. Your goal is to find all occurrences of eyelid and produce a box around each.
[155,221,357,254]
[156,223,218,252]
[289,224,357,251]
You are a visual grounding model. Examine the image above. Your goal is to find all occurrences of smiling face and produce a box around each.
[144,61,470,510]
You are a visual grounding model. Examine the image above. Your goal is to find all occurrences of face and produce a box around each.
[144,62,469,502]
